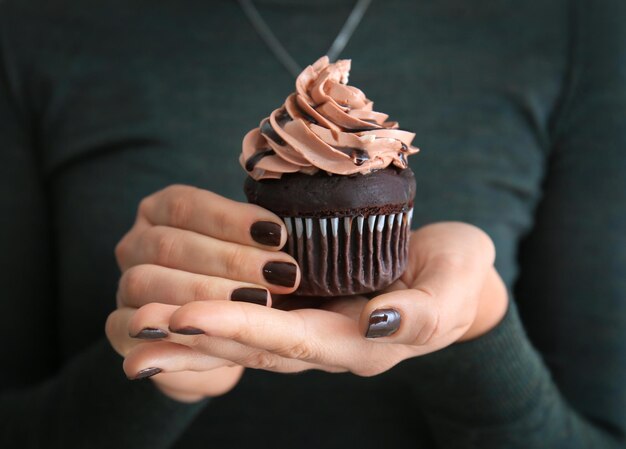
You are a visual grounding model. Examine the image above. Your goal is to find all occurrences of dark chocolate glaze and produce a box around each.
[244,167,416,218]
[245,148,276,172]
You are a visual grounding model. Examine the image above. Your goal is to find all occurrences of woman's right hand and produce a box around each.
[105,185,300,402]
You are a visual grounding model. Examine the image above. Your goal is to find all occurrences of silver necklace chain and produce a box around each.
[239,0,373,78]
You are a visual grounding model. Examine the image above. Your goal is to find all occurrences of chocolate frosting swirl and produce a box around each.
[240,57,419,180]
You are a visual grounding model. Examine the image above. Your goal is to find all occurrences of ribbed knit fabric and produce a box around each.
[1,0,624,448]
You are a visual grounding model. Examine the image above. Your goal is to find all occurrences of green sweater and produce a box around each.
[1,0,624,447]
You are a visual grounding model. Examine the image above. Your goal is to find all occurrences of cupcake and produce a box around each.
[240,57,418,297]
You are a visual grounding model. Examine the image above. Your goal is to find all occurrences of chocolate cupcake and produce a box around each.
[240,57,419,296]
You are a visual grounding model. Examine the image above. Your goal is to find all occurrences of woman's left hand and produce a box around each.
[122,222,508,377]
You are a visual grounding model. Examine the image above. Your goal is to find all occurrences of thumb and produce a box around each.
[360,287,444,345]
[360,253,488,346]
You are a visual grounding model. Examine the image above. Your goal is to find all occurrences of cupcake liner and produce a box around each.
[282,208,413,296]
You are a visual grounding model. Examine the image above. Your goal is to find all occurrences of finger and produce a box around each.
[127,303,180,339]
[127,302,273,349]
[123,341,231,379]
[139,185,287,249]
[125,337,342,379]
[124,226,300,293]
[167,300,390,375]
[360,225,493,344]
[124,343,246,399]
[127,302,342,374]
[117,264,271,308]
[105,307,154,356]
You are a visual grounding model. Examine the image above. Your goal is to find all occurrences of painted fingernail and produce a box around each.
[231,287,269,305]
[131,328,168,339]
[251,221,282,247]
[262,261,297,288]
[169,326,205,335]
[131,367,162,380]
[366,309,401,338]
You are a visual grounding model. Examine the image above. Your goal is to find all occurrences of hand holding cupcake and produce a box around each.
[108,58,507,400]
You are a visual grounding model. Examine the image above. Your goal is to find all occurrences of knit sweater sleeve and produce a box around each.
[404,2,626,447]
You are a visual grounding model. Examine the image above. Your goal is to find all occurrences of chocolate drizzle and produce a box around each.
[260,110,292,146]
[245,148,276,172]
[276,109,291,127]
[336,146,370,166]
[260,120,285,145]
[348,125,380,132]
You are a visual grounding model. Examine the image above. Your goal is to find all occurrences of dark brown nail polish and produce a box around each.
[231,287,268,305]
[262,261,297,288]
[132,328,168,339]
[251,221,282,247]
[132,367,162,380]
[366,309,401,338]
[169,326,205,335]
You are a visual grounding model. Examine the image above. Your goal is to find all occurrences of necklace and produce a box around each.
[239,0,373,78]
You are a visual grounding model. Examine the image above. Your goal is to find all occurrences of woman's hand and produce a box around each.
[110,220,508,380]
[106,185,300,401]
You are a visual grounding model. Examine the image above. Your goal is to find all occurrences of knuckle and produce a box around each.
[161,184,192,199]
[114,237,128,266]
[209,203,230,239]
[414,306,441,346]
[119,265,151,303]
[224,245,248,278]
[150,227,181,266]
[137,196,154,218]
[277,340,315,361]
[165,192,192,228]
[104,312,117,342]
[241,351,279,370]
[191,278,215,301]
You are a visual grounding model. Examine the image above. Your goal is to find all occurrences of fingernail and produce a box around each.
[132,367,162,380]
[262,261,297,288]
[366,309,401,338]
[251,221,282,247]
[169,326,205,335]
[231,287,269,305]
[131,328,168,339]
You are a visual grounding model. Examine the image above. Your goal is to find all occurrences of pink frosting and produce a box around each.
[240,57,419,180]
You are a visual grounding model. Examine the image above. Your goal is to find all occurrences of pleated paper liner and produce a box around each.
[283,208,413,296]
